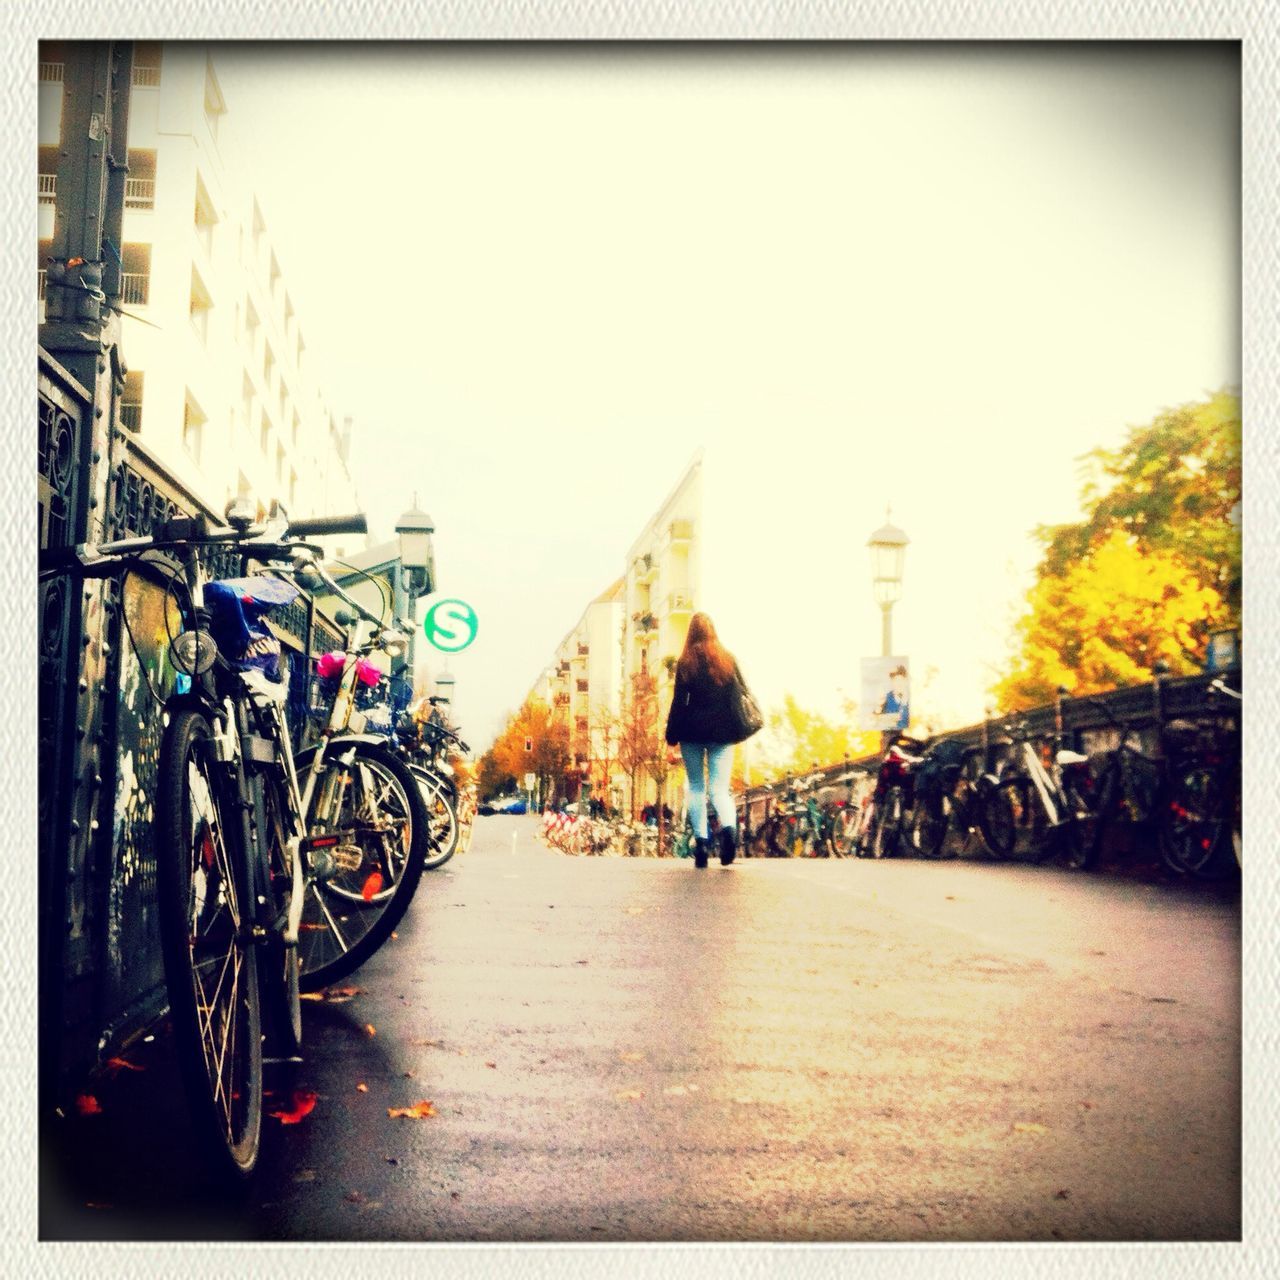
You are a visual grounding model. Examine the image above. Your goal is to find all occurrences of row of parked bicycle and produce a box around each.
[41,498,472,1188]
[748,681,1241,880]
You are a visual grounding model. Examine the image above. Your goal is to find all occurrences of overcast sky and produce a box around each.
[212,43,1239,748]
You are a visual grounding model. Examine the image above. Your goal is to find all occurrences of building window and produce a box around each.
[259,415,271,456]
[263,343,276,393]
[194,172,218,254]
[576,680,588,693]
[575,720,589,736]
[244,295,259,351]
[203,61,226,141]
[38,46,65,82]
[120,242,151,305]
[289,468,298,509]
[183,394,205,461]
[38,146,58,204]
[276,443,286,483]
[121,370,144,431]
[189,267,212,343]
[125,148,156,209]
[132,42,162,88]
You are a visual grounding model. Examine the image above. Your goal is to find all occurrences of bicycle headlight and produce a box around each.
[171,628,219,675]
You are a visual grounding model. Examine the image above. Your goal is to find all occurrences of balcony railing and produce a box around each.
[39,62,64,82]
[120,404,142,431]
[120,273,149,305]
[37,269,47,301]
[668,591,693,615]
[124,178,155,210]
[39,173,56,204]
[131,65,161,88]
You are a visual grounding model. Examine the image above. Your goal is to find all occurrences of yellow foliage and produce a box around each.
[994,532,1228,711]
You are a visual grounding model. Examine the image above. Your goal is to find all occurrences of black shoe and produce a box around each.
[719,826,737,866]
[693,838,709,869]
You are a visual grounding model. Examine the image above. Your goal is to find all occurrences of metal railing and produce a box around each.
[39,61,64,82]
[39,173,57,203]
[131,65,160,87]
[120,272,149,305]
[37,269,47,300]
[120,403,142,431]
[124,177,155,209]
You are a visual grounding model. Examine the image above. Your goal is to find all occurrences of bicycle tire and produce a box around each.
[980,775,1042,860]
[871,787,903,858]
[254,768,302,1059]
[827,804,858,857]
[294,741,431,992]
[156,708,263,1185]
[1161,763,1234,880]
[411,765,460,870]
[1055,770,1099,871]
[910,794,951,859]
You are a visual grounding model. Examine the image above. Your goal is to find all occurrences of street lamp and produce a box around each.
[434,669,456,704]
[395,499,436,601]
[868,509,909,657]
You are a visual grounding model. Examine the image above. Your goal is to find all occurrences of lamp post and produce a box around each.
[395,499,436,604]
[868,510,909,658]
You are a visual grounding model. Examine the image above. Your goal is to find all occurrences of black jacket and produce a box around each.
[665,660,747,746]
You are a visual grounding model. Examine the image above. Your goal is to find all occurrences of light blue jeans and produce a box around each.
[680,742,736,840]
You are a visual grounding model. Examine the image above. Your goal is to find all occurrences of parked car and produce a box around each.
[478,793,528,816]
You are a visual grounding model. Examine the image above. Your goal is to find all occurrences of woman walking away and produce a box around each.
[664,612,763,869]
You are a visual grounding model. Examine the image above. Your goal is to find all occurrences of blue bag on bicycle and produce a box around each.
[205,577,300,681]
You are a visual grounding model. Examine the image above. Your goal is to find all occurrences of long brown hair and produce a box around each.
[677,612,735,685]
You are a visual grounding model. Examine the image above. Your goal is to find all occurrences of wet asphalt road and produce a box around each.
[43,813,1240,1243]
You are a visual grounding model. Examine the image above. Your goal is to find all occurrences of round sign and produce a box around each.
[423,598,479,653]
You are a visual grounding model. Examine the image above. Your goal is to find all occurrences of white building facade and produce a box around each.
[38,43,362,537]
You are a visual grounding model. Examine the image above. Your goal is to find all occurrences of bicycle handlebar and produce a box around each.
[285,512,368,538]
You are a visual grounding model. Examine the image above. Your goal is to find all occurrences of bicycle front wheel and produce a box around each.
[412,765,460,870]
[1161,763,1234,880]
[980,775,1043,860]
[827,804,859,857]
[909,794,951,859]
[295,742,430,991]
[157,709,262,1185]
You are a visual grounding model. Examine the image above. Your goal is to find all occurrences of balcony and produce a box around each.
[633,552,656,584]
[39,62,63,83]
[669,519,693,543]
[124,178,155,210]
[39,173,56,205]
[121,273,150,306]
[131,65,161,88]
[632,611,657,634]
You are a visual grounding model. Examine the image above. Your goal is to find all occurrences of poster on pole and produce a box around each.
[860,657,911,732]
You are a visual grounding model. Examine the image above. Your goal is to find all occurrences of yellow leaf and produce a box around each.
[615,1090,643,1102]
[388,1100,437,1119]
[1012,1122,1049,1135]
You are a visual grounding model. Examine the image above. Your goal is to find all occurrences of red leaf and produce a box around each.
[269,1087,318,1125]
[75,1093,103,1117]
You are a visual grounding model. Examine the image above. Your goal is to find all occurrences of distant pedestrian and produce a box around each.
[664,612,762,869]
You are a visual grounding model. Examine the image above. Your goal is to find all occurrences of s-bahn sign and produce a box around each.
[423,598,479,653]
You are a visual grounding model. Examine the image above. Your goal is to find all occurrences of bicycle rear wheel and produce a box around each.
[908,794,951,858]
[980,775,1043,860]
[253,768,302,1059]
[156,709,262,1186]
[295,742,430,991]
[827,803,858,857]
[870,787,904,858]
[1161,763,1235,880]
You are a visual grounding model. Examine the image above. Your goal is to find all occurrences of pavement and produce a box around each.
[42,813,1240,1243]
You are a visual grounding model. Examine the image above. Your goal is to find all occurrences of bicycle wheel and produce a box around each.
[253,768,302,1059]
[411,765,460,870]
[871,788,903,858]
[980,775,1042,860]
[295,742,430,992]
[1055,770,1099,871]
[909,794,951,859]
[827,803,859,857]
[156,709,262,1185]
[1161,763,1234,880]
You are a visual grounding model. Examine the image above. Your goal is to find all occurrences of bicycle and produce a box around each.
[855,736,928,859]
[905,740,1002,859]
[978,718,1096,867]
[761,773,831,857]
[42,501,431,1185]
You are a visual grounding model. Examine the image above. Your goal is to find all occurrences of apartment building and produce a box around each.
[37,43,362,535]
[534,579,625,800]
[526,453,702,812]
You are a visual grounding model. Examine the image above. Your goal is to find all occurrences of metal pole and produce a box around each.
[881,602,893,659]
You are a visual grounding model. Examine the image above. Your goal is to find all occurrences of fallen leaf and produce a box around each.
[344,1190,365,1204]
[1078,1100,1095,1110]
[361,872,384,902]
[390,931,398,940]
[1055,1189,1071,1200]
[364,1024,376,1038]
[576,959,589,965]
[300,992,325,1002]
[388,1100,437,1119]
[663,1085,690,1097]
[485,1061,497,1069]
[323,985,364,1003]
[450,1191,460,1200]
[269,1088,318,1125]
[103,1056,144,1076]
[1011,1122,1049,1135]
[293,1169,317,1183]
[1148,996,1177,1004]
[385,1156,399,1166]
[411,1038,445,1049]
[403,1071,415,1079]
[75,1094,103,1117]
[356,1083,369,1094]
[626,907,645,916]
[619,1052,643,1063]
[616,1090,643,1102]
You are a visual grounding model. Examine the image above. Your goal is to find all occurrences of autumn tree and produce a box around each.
[995,390,1239,712]
[617,672,663,819]
[756,694,881,780]
[479,696,571,805]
